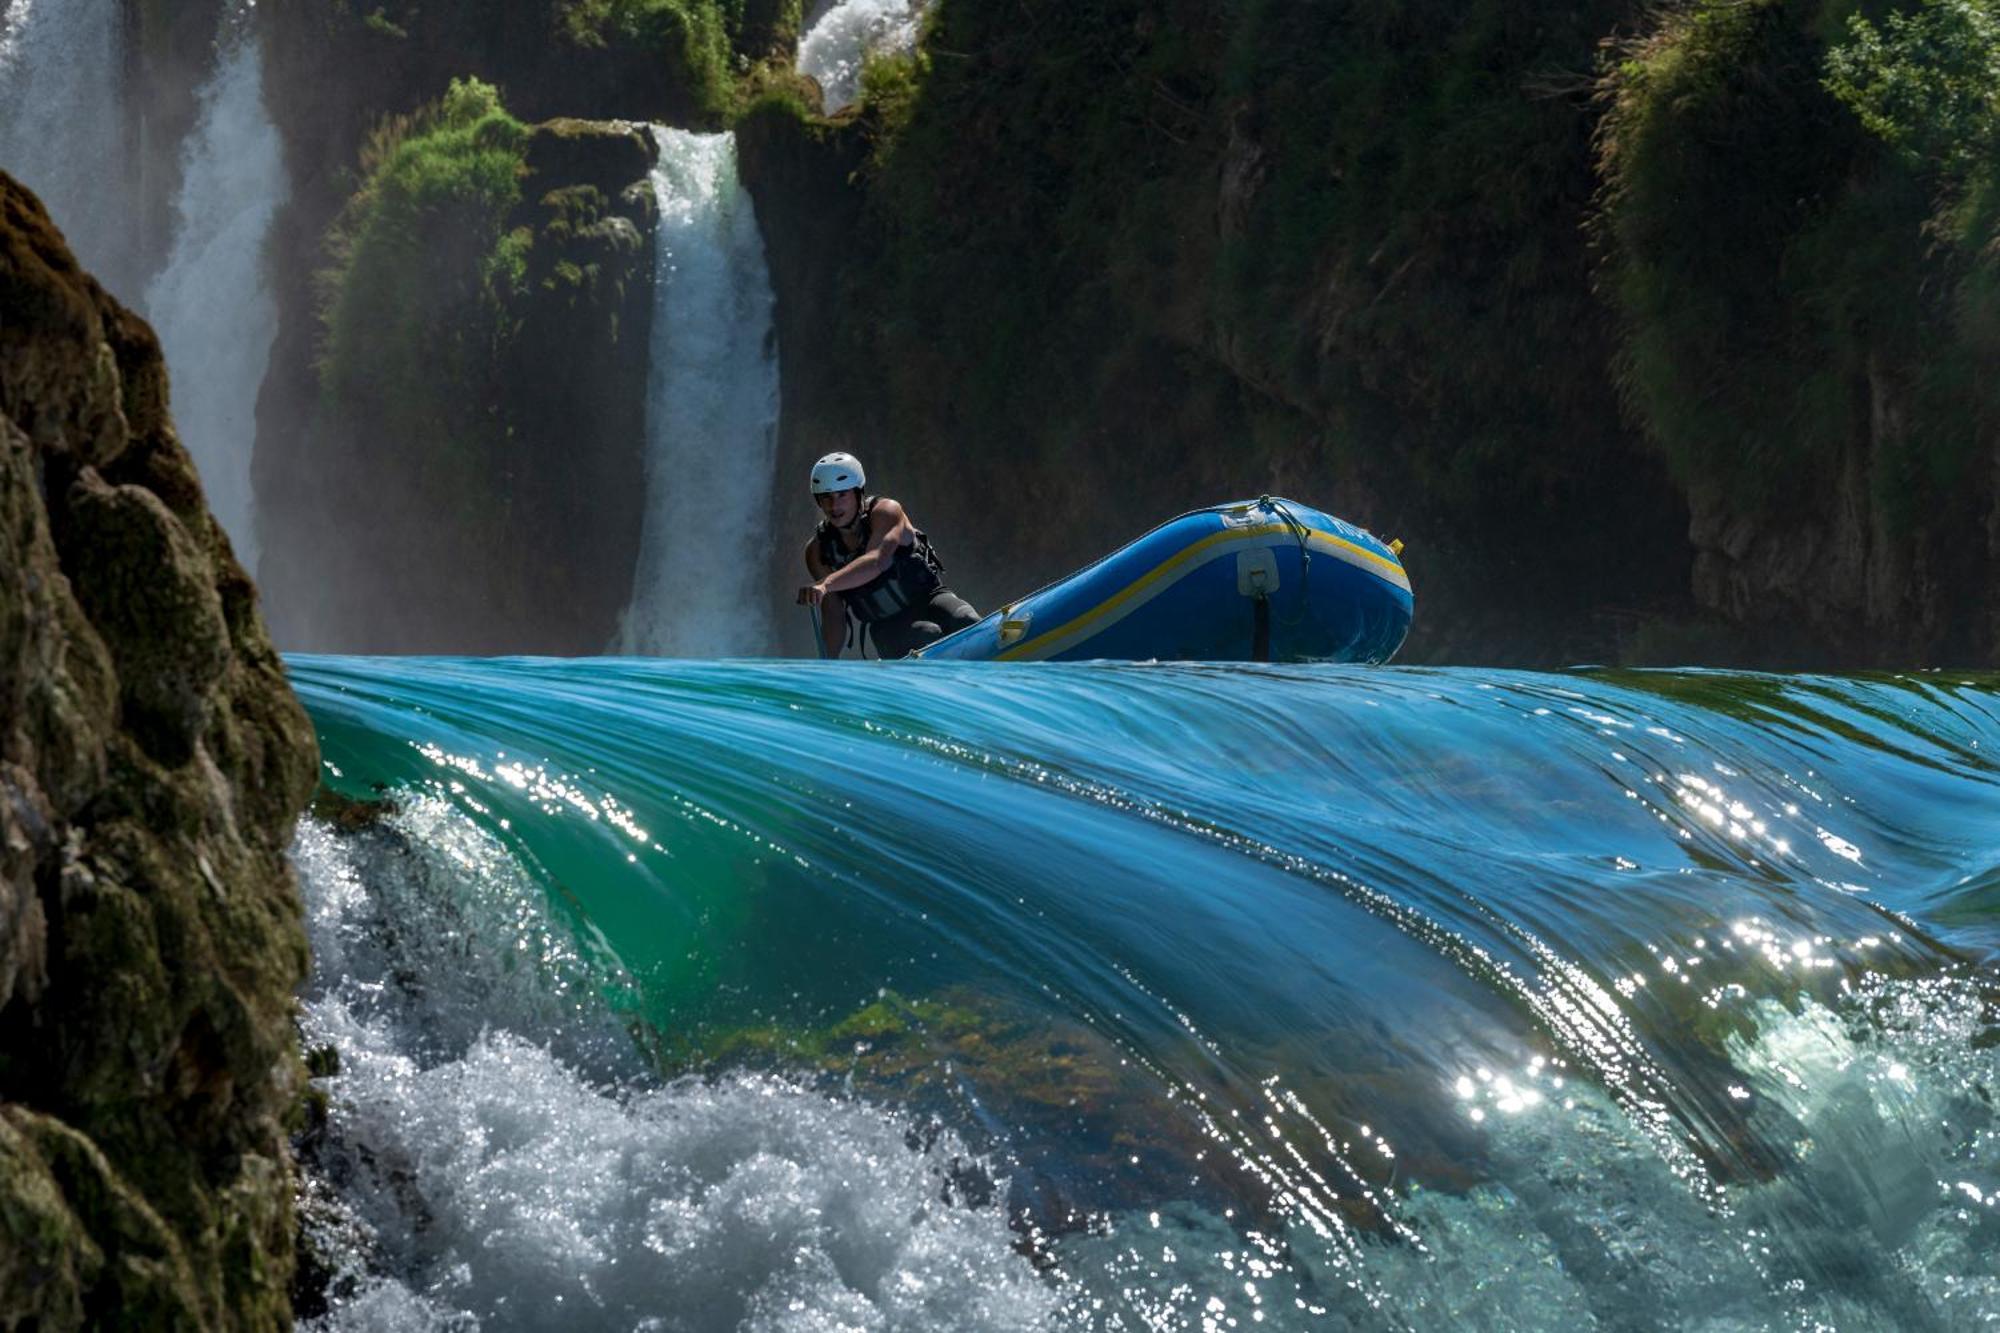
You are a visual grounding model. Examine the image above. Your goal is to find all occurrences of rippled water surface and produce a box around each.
[288,656,2000,1330]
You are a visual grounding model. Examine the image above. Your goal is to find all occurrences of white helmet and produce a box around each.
[809,452,866,495]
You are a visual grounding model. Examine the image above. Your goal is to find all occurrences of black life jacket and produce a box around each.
[815,496,946,623]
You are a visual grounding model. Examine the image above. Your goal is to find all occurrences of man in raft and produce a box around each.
[797,452,981,658]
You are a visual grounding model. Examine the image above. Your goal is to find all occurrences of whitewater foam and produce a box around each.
[293,805,1055,1330]
[797,0,931,114]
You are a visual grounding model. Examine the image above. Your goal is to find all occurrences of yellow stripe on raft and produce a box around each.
[996,522,1410,662]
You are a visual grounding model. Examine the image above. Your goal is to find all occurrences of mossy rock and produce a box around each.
[523,118,656,197]
[689,989,1312,1234]
[2,171,314,1330]
[308,785,396,835]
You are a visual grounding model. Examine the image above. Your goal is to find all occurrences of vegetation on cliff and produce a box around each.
[257,75,660,652]
[1598,0,1908,508]
[1596,0,2000,661]
[240,0,2000,663]
[727,0,2000,665]
[321,78,529,469]
[260,0,777,212]
[1828,0,2000,406]
[249,0,783,652]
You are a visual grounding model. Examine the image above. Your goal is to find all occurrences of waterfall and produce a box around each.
[142,18,286,571]
[796,0,931,114]
[2,1,285,565]
[615,129,781,658]
[0,0,135,290]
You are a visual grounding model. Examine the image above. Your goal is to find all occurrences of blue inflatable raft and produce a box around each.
[915,497,1412,664]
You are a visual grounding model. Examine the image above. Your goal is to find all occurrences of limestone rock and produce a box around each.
[525,118,657,197]
[0,172,317,1329]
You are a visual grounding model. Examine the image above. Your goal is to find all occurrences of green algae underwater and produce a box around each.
[289,654,2000,1329]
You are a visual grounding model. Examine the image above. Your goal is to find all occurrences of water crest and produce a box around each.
[290,656,2000,1328]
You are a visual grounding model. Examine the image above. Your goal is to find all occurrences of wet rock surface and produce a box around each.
[0,172,317,1329]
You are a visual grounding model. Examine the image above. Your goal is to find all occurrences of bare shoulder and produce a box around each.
[869,496,915,540]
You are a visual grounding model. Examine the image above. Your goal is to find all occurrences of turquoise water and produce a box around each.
[290,656,2000,1330]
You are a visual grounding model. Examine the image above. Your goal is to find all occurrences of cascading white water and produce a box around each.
[142,18,287,570]
[616,128,781,658]
[0,0,135,289]
[291,804,1057,1330]
[796,0,931,114]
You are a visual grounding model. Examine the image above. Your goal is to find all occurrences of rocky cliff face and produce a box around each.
[203,0,2000,666]
[0,173,317,1328]
[241,1,788,653]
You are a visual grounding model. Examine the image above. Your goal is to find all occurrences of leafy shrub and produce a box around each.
[1825,0,2000,170]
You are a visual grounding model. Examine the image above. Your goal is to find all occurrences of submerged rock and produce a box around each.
[0,173,318,1327]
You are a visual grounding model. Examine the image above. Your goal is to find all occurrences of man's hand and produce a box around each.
[797,581,828,606]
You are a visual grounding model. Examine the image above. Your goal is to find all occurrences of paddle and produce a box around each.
[809,604,830,660]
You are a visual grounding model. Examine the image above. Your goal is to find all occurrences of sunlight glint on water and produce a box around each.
[290,657,2000,1328]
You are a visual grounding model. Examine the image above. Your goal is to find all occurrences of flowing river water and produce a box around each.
[290,655,2000,1330]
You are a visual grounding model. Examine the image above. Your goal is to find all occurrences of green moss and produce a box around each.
[737,64,820,121]
[362,7,408,40]
[694,990,977,1071]
[316,78,529,544]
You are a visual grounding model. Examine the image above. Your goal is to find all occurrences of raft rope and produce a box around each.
[1257,495,1315,629]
